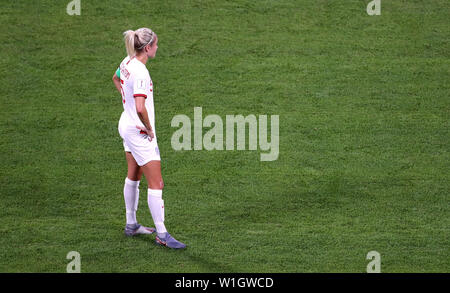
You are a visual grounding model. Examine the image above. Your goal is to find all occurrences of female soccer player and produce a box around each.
[112,28,186,249]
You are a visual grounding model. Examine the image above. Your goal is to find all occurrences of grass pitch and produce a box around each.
[0,0,449,272]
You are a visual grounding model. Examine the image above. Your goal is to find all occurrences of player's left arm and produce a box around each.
[112,68,121,94]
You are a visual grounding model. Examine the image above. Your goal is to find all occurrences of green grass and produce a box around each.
[0,0,449,272]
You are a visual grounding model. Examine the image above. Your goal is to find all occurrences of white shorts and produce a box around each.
[118,117,160,166]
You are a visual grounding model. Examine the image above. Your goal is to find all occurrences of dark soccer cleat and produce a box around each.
[124,223,156,237]
[155,232,186,249]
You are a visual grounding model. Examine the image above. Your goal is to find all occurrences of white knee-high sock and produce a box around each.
[124,178,140,225]
[148,189,167,235]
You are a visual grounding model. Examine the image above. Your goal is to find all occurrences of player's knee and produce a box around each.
[149,179,164,190]
[127,172,141,181]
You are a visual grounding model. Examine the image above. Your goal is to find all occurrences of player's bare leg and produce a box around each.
[126,152,143,181]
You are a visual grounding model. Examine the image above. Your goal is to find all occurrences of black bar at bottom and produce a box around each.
[0,273,448,290]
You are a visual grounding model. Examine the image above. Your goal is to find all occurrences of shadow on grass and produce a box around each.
[128,234,236,272]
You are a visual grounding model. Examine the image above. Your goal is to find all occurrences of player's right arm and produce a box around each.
[133,75,154,141]
[135,96,154,141]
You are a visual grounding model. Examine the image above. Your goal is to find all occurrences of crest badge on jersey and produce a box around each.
[136,79,146,90]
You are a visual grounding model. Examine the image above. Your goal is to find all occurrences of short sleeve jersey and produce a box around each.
[118,56,156,135]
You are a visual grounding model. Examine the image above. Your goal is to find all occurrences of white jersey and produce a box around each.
[118,55,156,136]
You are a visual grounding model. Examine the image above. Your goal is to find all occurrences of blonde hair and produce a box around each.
[123,28,157,57]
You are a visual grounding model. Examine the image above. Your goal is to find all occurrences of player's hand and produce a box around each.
[136,125,154,142]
